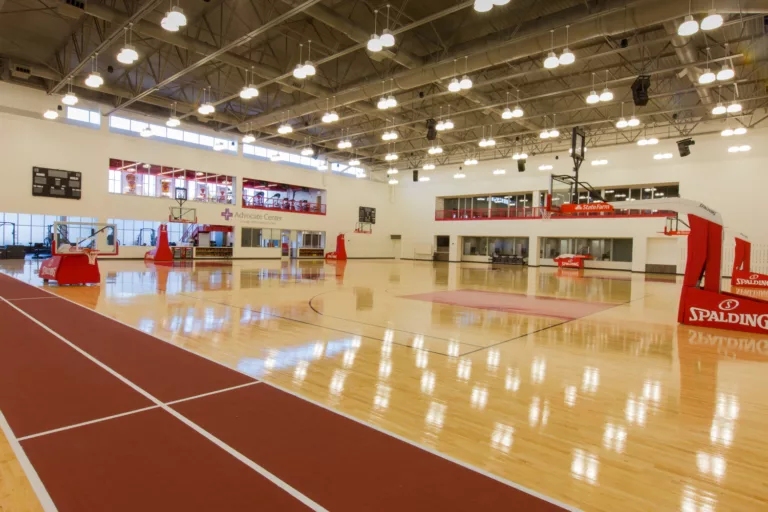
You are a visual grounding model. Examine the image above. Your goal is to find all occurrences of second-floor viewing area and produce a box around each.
[242,179,327,215]
[436,183,680,221]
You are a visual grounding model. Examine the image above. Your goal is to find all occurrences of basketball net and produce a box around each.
[542,209,553,221]
[82,248,100,265]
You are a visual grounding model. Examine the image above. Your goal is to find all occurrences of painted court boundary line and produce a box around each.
[30,289,581,512]
[17,382,262,442]
[0,297,327,512]
[0,411,58,512]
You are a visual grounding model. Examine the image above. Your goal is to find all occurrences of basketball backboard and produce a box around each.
[51,221,118,256]
[169,206,198,223]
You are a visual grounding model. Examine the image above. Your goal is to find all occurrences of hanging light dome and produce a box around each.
[387,168,399,175]
[701,10,723,31]
[140,126,153,138]
[717,63,735,81]
[502,107,513,120]
[465,158,478,165]
[734,127,747,135]
[677,14,699,36]
[242,133,256,144]
[84,71,103,88]
[385,153,398,161]
[727,102,742,113]
[586,90,600,104]
[161,16,180,32]
[166,6,187,28]
[349,158,360,166]
[559,48,575,66]
[329,110,339,122]
[386,95,397,108]
[616,118,629,129]
[166,116,181,128]
[277,123,293,135]
[428,146,443,154]
[549,128,560,138]
[377,97,389,110]
[436,120,446,131]
[380,29,395,48]
[698,69,716,84]
[543,51,560,69]
[443,119,454,130]
[721,128,734,137]
[628,116,640,127]
[539,130,550,139]
[600,88,614,102]
[240,86,252,99]
[637,138,648,146]
[367,34,383,52]
[712,103,726,115]
[43,109,58,120]
[388,178,399,185]
[473,0,493,12]
[478,138,488,147]
[62,92,78,106]
[198,102,214,115]
[322,112,332,123]
[511,105,524,118]
[293,63,307,79]
[647,137,659,145]
[245,84,259,98]
[460,75,473,90]
[301,147,314,156]
[117,44,139,65]
[448,78,461,93]
[302,60,316,76]
[485,138,496,147]
[423,163,435,170]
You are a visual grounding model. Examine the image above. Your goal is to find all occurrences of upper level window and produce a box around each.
[243,144,326,172]
[108,158,235,205]
[66,106,101,127]
[109,115,237,153]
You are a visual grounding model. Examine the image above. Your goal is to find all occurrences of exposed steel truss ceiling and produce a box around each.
[2,0,768,176]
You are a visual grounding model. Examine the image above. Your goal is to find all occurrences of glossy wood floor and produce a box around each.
[2,258,768,511]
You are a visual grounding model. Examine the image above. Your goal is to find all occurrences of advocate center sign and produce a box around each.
[219,207,283,226]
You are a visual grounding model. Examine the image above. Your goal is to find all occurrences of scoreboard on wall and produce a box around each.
[359,206,376,224]
[32,167,82,199]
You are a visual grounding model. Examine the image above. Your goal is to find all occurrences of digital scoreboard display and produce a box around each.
[32,167,81,200]
[359,206,376,224]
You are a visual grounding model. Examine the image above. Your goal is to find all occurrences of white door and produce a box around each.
[392,239,401,260]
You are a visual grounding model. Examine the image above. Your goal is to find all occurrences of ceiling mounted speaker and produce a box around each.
[631,75,651,106]
[413,170,419,182]
[517,159,526,172]
[426,119,437,141]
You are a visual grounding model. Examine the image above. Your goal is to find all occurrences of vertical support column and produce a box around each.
[528,236,540,266]
[450,235,461,262]
[631,237,647,273]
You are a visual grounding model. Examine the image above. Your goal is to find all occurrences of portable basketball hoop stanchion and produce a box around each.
[147,188,196,262]
[39,222,118,285]
[731,235,768,288]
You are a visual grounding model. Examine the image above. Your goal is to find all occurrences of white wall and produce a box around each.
[0,82,394,259]
[392,123,768,273]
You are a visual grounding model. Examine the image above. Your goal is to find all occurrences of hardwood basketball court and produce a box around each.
[2,258,766,511]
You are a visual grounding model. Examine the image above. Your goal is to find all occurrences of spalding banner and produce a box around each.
[559,203,615,214]
[683,287,768,334]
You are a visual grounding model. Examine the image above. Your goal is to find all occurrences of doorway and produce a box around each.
[435,235,450,261]
[392,238,401,259]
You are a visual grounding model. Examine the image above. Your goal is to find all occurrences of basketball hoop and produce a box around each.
[82,248,101,265]
[542,209,553,221]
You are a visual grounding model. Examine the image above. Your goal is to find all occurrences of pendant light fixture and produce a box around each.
[293,43,307,79]
[301,147,314,156]
[61,79,78,106]
[448,59,461,93]
[549,114,560,138]
[117,25,139,65]
[380,4,395,48]
[511,89,524,117]
[586,73,600,104]
[474,0,493,12]
[303,40,316,77]
[600,70,614,101]
[197,87,215,115]
[166,102,181,127]
[502,91,513,119]
[423,163,436,170]
[349,158,361,166]
[242,132,256,144]
[460,57,473,90]
[616,102,628,128]
[698,48,716,84]
[161,0,187,32]
[677,1,699,36]
[140,126,153,138]
[240,67,258,99]
[543,30,560,69]
[278,123,293,135]
[43,109,58,120]
[717,43,735,81]
[727,100,742,114]
[559,25,575,65]
[367,10,383,52]
[701,1,723,30]
[711,86,726,115]
[84,54,104,88]
[539,117,550,139]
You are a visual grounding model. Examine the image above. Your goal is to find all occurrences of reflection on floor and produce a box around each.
[2,258,768,511]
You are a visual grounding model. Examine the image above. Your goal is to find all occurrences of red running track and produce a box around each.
[0,273,573,512]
